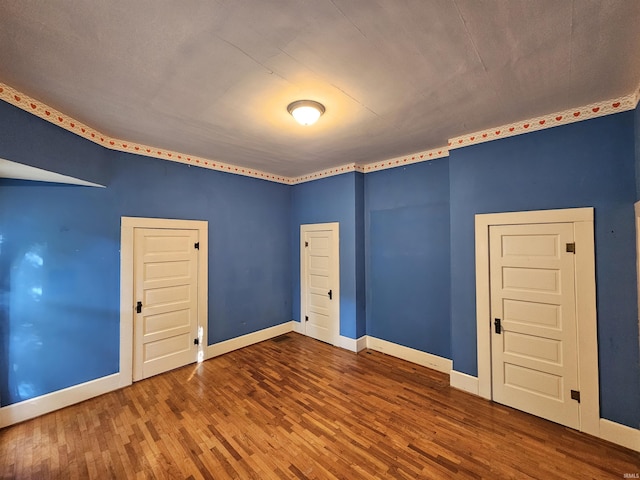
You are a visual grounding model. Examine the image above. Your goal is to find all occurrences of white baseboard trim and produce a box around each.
[0,372,128,429]
[335,335,367,353]
[292,321,365,353]
[450,370,480,395]
[365,336,452,374]
[599,418,640,452]
[205,321,294,359]
[336,335,356,352]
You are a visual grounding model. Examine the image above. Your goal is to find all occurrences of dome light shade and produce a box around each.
[287,100,325,126]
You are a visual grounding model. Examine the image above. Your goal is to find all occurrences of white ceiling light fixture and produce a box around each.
[287,100,325,126]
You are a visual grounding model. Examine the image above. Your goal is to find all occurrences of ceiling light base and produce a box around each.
[287,100,325,126]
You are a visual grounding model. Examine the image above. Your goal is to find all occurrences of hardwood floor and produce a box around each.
[1,333,638,479]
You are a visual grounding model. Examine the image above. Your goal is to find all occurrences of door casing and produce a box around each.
[120,217,208,384]
[300,222,340,346]
[475,207,599,436]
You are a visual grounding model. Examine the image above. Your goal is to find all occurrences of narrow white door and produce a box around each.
[490,222,580,429]
[301,224,339,345]
[134,228,199,381]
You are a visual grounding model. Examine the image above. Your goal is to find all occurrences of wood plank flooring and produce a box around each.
[1,333,638,479]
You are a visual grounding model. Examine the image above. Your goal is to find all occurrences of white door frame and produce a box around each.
[475,207,599,436]
[300,222,340,346]
[120,217,208,384]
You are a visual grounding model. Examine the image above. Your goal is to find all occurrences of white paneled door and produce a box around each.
[489,222,580,428]
[301,223,339,345]
[134,228,200,381]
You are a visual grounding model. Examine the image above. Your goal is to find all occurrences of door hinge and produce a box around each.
[194,338,200,346]
[305,241,309,247]
[305,316,309,322]
[566,242,575,254]
[136,301,142,314]
[570,389,580,403]
[194,242,200,250]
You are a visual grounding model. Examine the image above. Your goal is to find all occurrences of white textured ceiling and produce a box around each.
[1,1,639,177]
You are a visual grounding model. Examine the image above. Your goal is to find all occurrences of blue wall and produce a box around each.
[449,112,639,428]
[0,101,291,406]
[290,173,363,339]
[355,173,366,338]
[365,160,451,358]
[0,179,120,406]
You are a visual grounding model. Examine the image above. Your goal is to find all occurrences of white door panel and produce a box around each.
[501,267,560,293]
[503,364,562,399]
[503,331,562,364]
[144,333,192,362]
[310,274,330,289]
[143,309,191,336]
[301,224,339,345]
[144,260,191,282]
[134,228,199,380]
[490,222,580,429]
[502,299,561,329]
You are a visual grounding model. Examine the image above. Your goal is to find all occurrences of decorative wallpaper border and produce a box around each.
[0,83,291,185]
[358,147,449,174]
[289,163,363,184]
[448,94,638,150]
[1,81,639,185]
[287,147,450,184]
